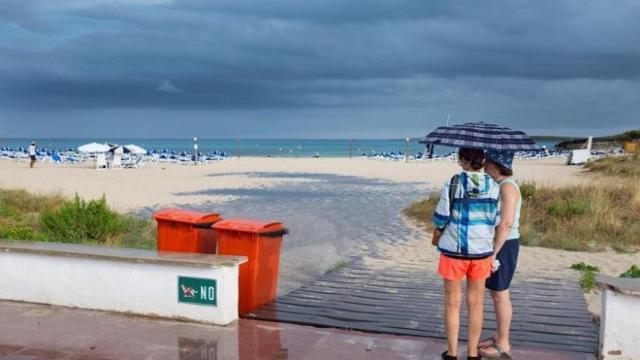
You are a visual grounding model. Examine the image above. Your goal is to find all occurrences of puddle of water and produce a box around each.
[152,173,428,294]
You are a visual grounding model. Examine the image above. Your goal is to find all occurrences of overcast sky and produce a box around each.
[1,0,639,138]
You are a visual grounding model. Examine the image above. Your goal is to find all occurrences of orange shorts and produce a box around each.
[438,254,492,281]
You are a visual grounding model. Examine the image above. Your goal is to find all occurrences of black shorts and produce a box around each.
[30,155,36,161]
[486,238,519,291]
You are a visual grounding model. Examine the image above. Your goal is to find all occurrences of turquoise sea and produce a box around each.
[1,138,560,157]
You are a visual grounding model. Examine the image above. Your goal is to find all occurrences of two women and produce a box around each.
[432,148,520,360]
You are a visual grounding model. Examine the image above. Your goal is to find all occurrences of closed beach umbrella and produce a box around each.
[123,144,147,155]
[78,142,110,153]
[420,122,540,151]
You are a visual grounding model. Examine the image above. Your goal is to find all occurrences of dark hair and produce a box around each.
[458,148,485,170]
[486,159,513,176]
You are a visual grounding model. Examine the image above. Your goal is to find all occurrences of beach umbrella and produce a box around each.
[109,145,124,154]
[420,122,540,151]
[78,142,110,153]
[123,144,147,155]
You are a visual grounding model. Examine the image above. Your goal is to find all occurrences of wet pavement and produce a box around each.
[161,172,427,294]
[0,300,595,360]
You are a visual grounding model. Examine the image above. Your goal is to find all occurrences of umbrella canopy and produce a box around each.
[78,142,110,153]
[109,145,124,154]
[123,144,147,155]
[420,122,540,151]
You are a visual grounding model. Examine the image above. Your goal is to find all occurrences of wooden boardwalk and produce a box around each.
[248,259,598,354]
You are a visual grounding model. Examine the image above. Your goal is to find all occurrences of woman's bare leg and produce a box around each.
[444,279,462,357]
[466,279,486,357]
[492,290,512,351]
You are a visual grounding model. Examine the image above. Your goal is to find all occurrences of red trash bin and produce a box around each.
[213,219,288,315]
[152,209,221,254]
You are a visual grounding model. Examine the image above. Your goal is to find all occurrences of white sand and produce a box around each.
[0,157,582,213]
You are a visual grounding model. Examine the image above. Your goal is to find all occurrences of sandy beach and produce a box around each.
[0,157,583,213]
[1,156,637,312]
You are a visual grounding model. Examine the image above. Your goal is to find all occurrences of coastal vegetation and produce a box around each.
[404,156,640,253]
[0,189,156,249]
[585,155,640,179]
[570,262,640,292]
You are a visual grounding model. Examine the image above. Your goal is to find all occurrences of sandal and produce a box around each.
[441,351,457,360]
[479,343,512,359]
[477,336,496,349]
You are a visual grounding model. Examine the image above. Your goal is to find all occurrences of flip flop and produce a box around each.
[477,336,496,349]
[479,343,512,359]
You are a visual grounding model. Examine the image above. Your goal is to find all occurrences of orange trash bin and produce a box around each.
[213,219,288,315]
[152,209,221,254]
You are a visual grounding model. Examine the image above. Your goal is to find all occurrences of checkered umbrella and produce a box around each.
[420,122,540,151]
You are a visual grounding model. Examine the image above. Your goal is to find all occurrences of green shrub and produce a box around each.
[0,225,43,241]
[547,199,589,217]
[571,262,600,273]
[579,270,598,292]
[620,265,640,278]
[119,217,157,249]
[40,194,127,244]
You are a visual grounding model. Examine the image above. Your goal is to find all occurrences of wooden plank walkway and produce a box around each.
[247,259,598,354]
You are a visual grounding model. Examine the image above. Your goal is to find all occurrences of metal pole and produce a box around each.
[193,137,198,165]
[405,137,409,163]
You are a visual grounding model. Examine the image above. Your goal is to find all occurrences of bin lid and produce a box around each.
[152,209,221,225]
[213,218,287,235]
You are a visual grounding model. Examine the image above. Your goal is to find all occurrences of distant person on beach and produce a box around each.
[432,148,500,360]
[28,142,37,168]
[478,150,521,360]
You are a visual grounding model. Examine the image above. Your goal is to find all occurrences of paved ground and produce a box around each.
[0,300,596,360]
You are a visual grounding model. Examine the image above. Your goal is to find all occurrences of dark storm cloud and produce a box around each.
[0,0,639,136]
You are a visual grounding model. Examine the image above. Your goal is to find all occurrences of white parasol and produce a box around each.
[78,142,110,153]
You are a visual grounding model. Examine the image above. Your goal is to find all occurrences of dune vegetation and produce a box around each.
[0,189,156,249]
[404,156,640,253]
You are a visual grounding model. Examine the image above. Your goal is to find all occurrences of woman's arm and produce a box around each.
[494,183,519,256]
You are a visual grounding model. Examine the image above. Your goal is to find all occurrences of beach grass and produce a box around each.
[403,178,640,253]
[585,155,640,179]
[0,189,156,249]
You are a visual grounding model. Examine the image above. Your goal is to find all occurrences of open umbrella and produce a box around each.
[78,142,110,153]
[420,122,540,151]
[123,144,147,155]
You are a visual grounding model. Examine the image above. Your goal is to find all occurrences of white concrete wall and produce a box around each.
[600,289,640,360]
[0,252,239,325]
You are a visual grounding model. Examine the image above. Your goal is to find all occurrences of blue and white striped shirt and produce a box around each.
[433,171,500,259]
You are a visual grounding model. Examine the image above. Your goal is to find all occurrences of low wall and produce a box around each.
[597,275,640,360]
[0,241,247,325]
